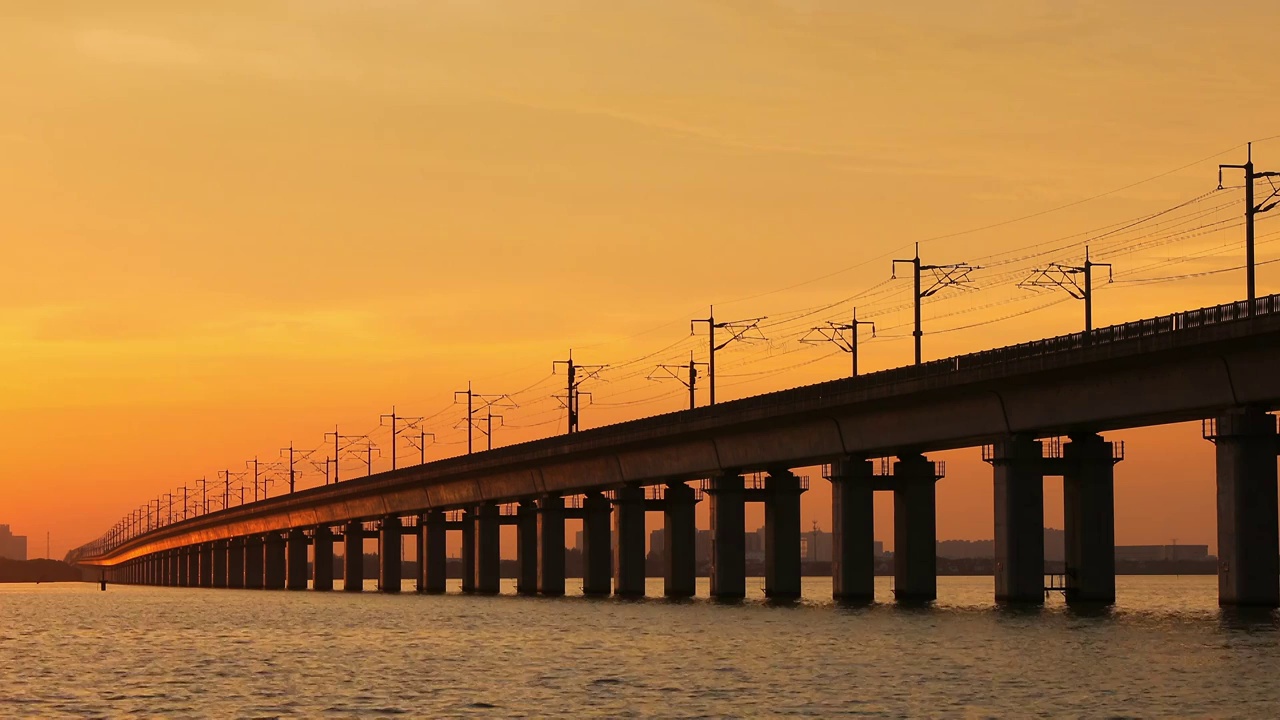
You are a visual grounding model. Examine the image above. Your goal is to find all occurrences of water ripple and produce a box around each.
[1,577,1278,717]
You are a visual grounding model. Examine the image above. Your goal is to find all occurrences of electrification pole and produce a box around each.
[484,405,503,450]
[280,442,300,493]
[455,383,475,454]
[380,406,423,470]
[892,244,978,364]
[690,306,767,405]
[455,385,514,452]
[195,477,210,515]
[553,351,607,433]
[1220,143,1279,314]
[648,351,709,409]
[217,469,237,509]
[247,457,262,502]
[324,425,360,483]
[406,429,436,465]
[800,306,877,377]
[1020,245,1113,335]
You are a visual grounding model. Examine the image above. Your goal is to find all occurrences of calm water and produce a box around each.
[2,577,1278,718]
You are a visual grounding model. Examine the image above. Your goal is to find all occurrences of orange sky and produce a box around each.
[3,2,1279,558]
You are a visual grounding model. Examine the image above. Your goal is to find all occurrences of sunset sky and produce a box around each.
[3,1,1279,558]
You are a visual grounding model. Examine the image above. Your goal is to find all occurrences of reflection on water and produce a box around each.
[2,577,1277,717]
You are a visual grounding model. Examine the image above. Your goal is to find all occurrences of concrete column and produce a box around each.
[199,543,214,588]
[537,495,566,596]
[419,511,446,594]
[613,485,647,597]
[287,529,309,591]
[243,536,264,589]
[264,533,286,590]
[227,538,244,589]
[1213,408,1279,607]
[893,454,937,602]
[461,508,476,593]
[343,521,364,592]
[212,541,229,588]
[474,505,501,594]
[764,470,803,599]
[830,456,875,601]
[313,526,334,591]
[187,546,201,587]
[582,492,613,595]
[709,473,746,599]
[516,500,539,595]
[379,517,402,593]
[1063,433,1117,604]
[168,550,180,587]
[991,435,1046,603]
[664,482,697,598]
[178,547,191,587]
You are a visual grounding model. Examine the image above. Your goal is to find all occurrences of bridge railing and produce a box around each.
[697,291,1280,422]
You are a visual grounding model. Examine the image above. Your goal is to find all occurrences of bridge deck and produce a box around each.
[72,294,1280,565]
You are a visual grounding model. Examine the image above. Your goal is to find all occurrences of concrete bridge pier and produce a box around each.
[313,526,334,591]
[1063,433,1119,604]
[199,543,215,588]
[461,508,476,593]
[582,492,613,595]
[830,456,875,601]
[227,538,245,589]
[991,435,1046,604]
[343,521,364,592]
[1210,408,1279,607]
[177,547,191,587]
[516,501,539,595]
[187,546,201,587]
[212,541,229,588]
[709,473,747,599]
[893,454,939,602]
[475,505,501,594]
[244,536,264,589]
[764,470,804,599]
[378,517,403,593]
[287,529,309,591]
[419,511,446,594]
[167,550,180,587]
[612,485,647,597]
[664,482,698,597]
[538,495,566,596]
[264,533,286,590]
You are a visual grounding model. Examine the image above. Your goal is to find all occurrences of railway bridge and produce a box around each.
[70,295,1280,606]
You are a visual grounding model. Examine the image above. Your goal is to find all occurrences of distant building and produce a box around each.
[646,528,712,566]
[650,526,884,563]
[1116,544,1209,562]
[0,525,27,561]
[648,528,665,558]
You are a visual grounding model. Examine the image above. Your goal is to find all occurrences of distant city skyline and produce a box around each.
[0,525,28,562]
